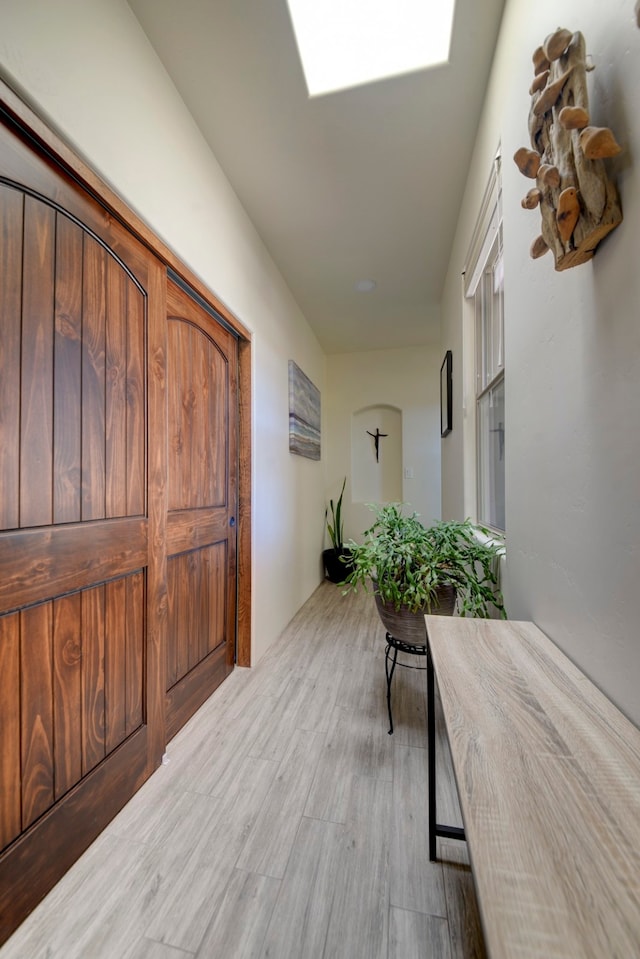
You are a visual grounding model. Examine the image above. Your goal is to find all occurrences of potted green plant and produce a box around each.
[323,477,353,583]
[343,503,505,641]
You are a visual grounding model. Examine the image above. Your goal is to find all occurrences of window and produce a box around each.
[465,152,505,532]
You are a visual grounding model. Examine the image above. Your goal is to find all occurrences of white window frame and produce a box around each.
[463,148,505,534]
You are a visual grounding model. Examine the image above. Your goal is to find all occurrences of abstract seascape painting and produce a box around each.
[288,360,321,460]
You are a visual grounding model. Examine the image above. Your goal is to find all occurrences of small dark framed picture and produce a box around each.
[440,350,452,437]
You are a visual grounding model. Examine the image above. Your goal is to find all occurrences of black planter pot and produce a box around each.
[323,547,353,584]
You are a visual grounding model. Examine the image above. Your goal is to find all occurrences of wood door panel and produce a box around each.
[1,570,146,855]
[0,186,22,529]
[126,286,146,516]
[105,258,128,519]
[20,603,55,830]
[81,238,107,521]
[20,196,55,528]
[166,542,227,692]
[206,542,228,657]
[0,518,147,613]
[0,613,20,849]
[81,585,106,775]
[0,186,147,532]
[165,280,237,737]
[125,569,145,737]
[165,644,231,743]
[167,507,230,555]
[105,577,127,754]
[53,593,83,800]
[53,215,83,525]
[0,101,167,944]
[167,319,228,511]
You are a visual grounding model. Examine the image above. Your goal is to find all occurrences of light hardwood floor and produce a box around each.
[1,582,486,959]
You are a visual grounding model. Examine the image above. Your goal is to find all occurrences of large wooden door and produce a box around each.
[165,280,238,739]
[0,114,166,939]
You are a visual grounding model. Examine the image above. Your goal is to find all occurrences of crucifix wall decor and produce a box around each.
[366,428,388,462]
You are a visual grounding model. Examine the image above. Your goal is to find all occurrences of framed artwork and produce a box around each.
[440,350,452,437]
[288,360,321,460]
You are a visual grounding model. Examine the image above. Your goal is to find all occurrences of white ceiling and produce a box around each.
[128,0,506,354]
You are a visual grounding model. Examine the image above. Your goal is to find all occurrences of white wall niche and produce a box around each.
[352,405,403,505]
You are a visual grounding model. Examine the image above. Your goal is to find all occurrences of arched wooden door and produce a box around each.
[0,115,166,939]
[165,279,238,739]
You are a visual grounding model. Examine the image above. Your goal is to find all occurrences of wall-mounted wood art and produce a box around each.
[514,28,623,271]
[288,360,321,460]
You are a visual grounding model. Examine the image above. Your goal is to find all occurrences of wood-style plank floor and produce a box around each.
[1,582,486,959]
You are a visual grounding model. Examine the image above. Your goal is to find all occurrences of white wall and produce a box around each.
[0,0,327,663]
[441,0,640,725]
[325,346,442,541]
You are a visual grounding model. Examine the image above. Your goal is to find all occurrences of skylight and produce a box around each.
[286,0,456,98]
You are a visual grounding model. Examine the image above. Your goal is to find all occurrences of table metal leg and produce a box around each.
[427,640,437,861]
[385,634,399,735]
[427,636,466,860]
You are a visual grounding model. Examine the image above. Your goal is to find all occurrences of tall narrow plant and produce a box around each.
[325,477,346,551]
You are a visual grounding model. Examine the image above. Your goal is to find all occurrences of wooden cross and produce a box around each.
[366,428,388,462]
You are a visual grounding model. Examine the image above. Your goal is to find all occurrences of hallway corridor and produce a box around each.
[1,582,485,958]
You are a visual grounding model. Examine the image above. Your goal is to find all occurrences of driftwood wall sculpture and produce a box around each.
[514,28,623,271]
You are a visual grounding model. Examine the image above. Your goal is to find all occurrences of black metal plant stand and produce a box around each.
[384,632,429,735]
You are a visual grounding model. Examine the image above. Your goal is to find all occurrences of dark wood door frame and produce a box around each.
[0,76,251,668]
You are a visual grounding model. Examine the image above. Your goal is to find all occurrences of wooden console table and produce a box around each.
[424,615,640,959]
